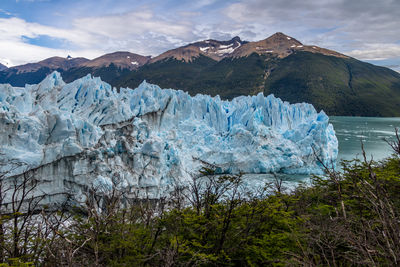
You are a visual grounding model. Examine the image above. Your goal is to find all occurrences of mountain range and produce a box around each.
[1,32,400,116]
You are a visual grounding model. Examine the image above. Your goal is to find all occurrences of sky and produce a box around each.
[0,0,399,72]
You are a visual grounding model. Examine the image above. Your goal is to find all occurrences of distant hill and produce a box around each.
[0,52,146,87]
[60,52,151,85]
[0,56,89,87]
[81,51,150,70]
[10,56,89,73]
[1,33,400,116]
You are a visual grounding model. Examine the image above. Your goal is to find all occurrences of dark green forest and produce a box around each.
[116,54,269,99]
[115,51,400,116]
[1,132,400,266]
[264,52,400,116]
[2,51,400,116]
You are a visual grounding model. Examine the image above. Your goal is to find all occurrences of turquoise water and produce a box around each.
[330,116,400,163]
[245,116,400,189]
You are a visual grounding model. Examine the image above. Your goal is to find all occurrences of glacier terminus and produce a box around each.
[0,72,338,204]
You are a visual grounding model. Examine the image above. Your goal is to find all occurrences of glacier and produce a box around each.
[0,72,338,204]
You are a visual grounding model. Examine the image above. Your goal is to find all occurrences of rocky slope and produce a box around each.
[231,32,347,59]
[150,32,346,63]
[150,36,247,62]
[0,63,7,71]
[60,52,151,85]
[10,56,89,73]
[81,51,150,70]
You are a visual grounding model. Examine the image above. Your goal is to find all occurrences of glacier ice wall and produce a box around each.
[0,72,337,202]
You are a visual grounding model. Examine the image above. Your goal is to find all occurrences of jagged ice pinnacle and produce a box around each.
[0,72,338,202]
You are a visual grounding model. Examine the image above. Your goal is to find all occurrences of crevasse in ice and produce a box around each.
[0,72,338,201]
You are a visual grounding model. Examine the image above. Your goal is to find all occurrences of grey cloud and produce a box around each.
[208,32,234,41]
[238,30,257,39]
[0,9,14,16]
[222,0,400,58]
[385,64,400,68]
[2,0,400,65]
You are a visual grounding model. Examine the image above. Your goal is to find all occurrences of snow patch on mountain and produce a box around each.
[217,47,235,54]
[200,47,210,52]
[219,44,233,49]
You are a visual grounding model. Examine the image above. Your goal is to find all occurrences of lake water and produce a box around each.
[243,116,400,190]
[330,116,400,163]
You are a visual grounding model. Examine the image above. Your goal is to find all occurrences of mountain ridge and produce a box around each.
[10,56,89,73]
[0,32,348,70]
[0,63,7,71]
[231,32,348,59]
[150,36,248,63]
[82,51,151,70]
[1,32,399,116]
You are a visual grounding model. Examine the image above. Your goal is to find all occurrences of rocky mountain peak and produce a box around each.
[230,36,242,43]
[264,32,302,46]
[231,32,347,59]
[151,36,247,63]
[0,63,7,71]
[82,51,151,70]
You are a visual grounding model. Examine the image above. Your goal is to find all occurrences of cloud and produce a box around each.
[15,0,50,2]
[0,17,84,43]
[0,9,196,66]
[0,39,102,66]
[1,0,399,67]
[0,17,90,65]
[191,0,219,9]
[0,9,14,16]
[347,44,400,60]
[72,10,195,44]
[384,64,400,69]
[222,0,400,54]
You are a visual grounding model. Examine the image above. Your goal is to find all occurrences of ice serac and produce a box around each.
[0,72,338,203]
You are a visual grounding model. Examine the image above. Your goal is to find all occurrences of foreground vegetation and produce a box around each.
[1,134,400,266]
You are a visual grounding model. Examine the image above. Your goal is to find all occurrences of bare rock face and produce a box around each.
[0,72,337,207]
[232,32,348,58]
[150,36,247,62]
[151,32,347,63]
